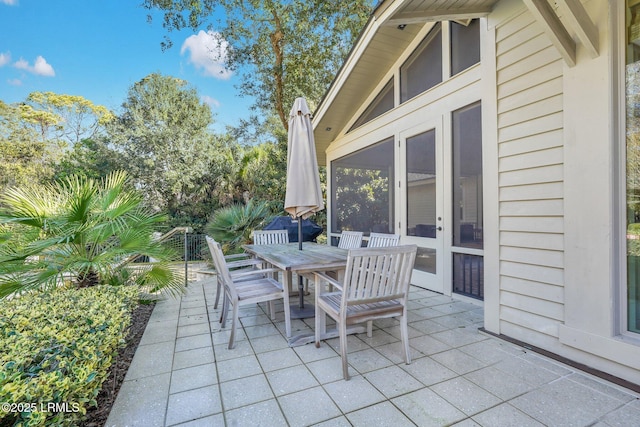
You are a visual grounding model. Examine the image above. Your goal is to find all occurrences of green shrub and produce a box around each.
[0,285,139,426]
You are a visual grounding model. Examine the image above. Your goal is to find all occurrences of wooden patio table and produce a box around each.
[242,242,365,346]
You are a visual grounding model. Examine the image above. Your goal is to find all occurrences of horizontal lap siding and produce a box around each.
[496,7,565,339]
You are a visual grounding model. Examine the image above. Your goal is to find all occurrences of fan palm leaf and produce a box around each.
[0,171,184,298]
[205,200,273,253]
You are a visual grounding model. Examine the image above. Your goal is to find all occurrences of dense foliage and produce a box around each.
[0,286,139,426]
[106,74,217,218]
[0,1,354,420]
[0,171,184,298]
[143,0,373,131]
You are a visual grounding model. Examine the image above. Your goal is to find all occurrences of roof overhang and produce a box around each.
[312,0,599,166]
[312,0,499,165]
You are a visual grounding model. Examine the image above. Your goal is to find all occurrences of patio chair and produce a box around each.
[252,229,289,245]
[314,244,417,380]
[321,231,364,282]
[338,230,364,249]
[367,232,401,247]
[204,236,263,310]
[206,236,291,349]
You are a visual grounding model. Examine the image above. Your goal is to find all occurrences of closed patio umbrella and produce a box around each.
[285,97,324,224]
[284,97,324,317]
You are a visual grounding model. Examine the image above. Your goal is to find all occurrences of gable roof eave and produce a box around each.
[312,0,498,166]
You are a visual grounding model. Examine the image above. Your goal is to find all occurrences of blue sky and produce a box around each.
[0,0,254,132]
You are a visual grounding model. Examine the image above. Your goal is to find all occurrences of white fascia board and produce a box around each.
[313,0,409,129]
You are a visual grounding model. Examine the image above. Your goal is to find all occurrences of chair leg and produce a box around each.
[282,286,291,338]
[400,313,411,365]
[228,303,239,349]
[366,320,373,337]
[220,294,229,327]
[268,301,275,320]
[315,306,322,348]
[213,277,222,309]
[339,321,349,380]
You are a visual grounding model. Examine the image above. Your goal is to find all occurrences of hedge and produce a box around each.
[0,286,139,426]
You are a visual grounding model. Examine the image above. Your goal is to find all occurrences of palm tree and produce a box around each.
[0,170,184,298]
[205,200,274,253]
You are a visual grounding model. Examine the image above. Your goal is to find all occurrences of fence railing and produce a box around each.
[128,229,210,286]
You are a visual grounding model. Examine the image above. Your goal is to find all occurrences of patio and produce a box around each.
[106,277,640,426]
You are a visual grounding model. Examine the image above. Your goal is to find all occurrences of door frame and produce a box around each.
[398,117,450,294]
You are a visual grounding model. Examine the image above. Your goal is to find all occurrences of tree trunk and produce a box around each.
[77,269,100,288]
[269,8,287,131]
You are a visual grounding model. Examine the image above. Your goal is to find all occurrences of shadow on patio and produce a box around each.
[106,278,640,426]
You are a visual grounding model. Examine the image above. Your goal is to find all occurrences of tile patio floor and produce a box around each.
[106,278,640,427]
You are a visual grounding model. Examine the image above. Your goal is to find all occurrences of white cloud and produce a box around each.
[181,30,232,80]
[13,58,29,70]
[32,56,55,76]
[0,52,10,66]
[13,55,55,76]
[7,78,21,86]
[1,0,18,5]
[201,95,220,108]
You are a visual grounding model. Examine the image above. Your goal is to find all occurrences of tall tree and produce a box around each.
[0,101,55,192]
[107,73,218,226]
[54,137,124,181]
[143,0,373,130]
[21,91,114,145]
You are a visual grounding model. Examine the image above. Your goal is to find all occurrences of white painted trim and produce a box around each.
[331,21,437,140]
[314,0,415,128]
[398,118,446,293]
[559,325,640,370]
[481,15,501,334]
[313,17,382,127]
[612,0,626,339]
[385,7,493,27]
[442,22,452,81]
[556,0,599,58]
[522,0,576,66]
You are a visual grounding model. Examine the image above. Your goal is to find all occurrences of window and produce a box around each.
[350,79,394,131]
[452,102,483,249]
[451,19,480,75]
[400,23,442,103]
[331,138,395,236]
[626,1,640,334]
[452,102,483,300]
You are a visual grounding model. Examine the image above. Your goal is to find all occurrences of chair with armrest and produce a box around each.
[314,244,417,380]
[202,236,264,310]
[206,236,291,349]
[367,232,401,247]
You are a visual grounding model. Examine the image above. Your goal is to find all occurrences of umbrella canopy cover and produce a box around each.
[284,97,324,219]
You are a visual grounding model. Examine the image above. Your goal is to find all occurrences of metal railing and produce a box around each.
[128,228,210,285]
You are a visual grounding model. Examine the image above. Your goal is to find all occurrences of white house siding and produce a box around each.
[492,0,640,383]
[495,4,566,343]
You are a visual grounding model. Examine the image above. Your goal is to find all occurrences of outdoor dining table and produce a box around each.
[242,242,366,346]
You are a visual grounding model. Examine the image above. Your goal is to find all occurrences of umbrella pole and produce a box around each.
[297,217,304,308]
[290,216,315,319]
[298,216,303,251]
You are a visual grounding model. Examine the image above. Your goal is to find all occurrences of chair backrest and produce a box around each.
[338,231,364,249]
[205,236,237,298]
[367,232,401,248]
[342,245,417,306]
[253,229,289,245]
